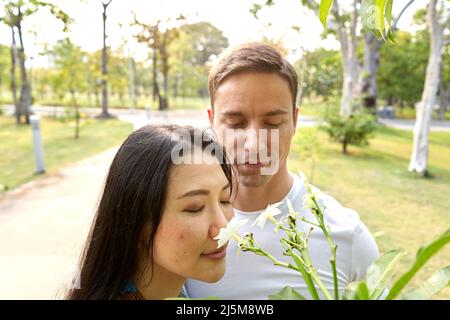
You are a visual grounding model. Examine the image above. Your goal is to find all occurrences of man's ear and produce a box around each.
[293,106,299,131]
[207,107,215,128]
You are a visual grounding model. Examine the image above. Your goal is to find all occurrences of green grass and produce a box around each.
[298,97,337,117]
[1,93,209,111]
[288,125,450,299]
[0,115,133,191]
[299,97,450,120]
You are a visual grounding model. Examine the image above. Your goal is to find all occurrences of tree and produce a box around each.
[52,38,87,139]
[252,0,397,116]
[321,112,376,154]
[438,43,450,120]
[108,52,129,106]
[0,45,11,106]
[169,22,229,98]
[296,48,342,102]
[356,0,416,111]
[1,0,70,124]
[409,0,449,176]
[86,50,102,108]
[133,14,185,110]
[97,0,114,118]
[377,31,428,109]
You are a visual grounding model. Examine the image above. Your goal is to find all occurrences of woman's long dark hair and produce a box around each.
[66,125,234,299]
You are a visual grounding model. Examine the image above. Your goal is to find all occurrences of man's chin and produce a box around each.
[237,166,271,187]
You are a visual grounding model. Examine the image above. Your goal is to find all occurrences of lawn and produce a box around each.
[288,125,450,299]
[299,97,450,120]
[1,93,210,111]
[0,115,133,191]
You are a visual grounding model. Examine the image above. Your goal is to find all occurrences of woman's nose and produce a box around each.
[209,205,231,239]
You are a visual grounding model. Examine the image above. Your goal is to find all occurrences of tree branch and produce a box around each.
[302,0,319,11]
[392,0,415,31]
[102,0,112,9]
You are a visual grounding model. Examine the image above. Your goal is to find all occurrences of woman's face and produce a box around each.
[152,156,233,283]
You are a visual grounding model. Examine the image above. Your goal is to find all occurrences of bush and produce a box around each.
[321,112,377,154]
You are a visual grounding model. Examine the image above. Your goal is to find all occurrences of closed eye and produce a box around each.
[226,122,246,128]
[264,122,282,128]
[184,206,205,213]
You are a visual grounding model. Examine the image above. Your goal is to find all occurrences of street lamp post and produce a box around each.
[30,115,45,174]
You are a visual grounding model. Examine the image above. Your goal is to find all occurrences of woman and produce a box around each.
[66,124,235,299]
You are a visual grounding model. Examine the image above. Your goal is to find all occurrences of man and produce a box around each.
[185,42,380,299]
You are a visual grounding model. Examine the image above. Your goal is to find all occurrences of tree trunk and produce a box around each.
[17,8,31,125]
[409,0,445,176]
[128,57,137,110]
[152,24,159,104]
[356,0,415,114]
[98,0,113,118]
[438,78,449,120]
[10,26,19,124]
[95,89,100,108]
[359,33,381,111]
[332,0,360,117]
[160,30,169,111]
[342,140,348,154]
[71,89,79,139]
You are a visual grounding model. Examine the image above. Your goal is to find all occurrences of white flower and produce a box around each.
[302,192,319,210]
[214,217,248,249]
[297,169,308,183]
[286,198,296,218]
[298,170,313,194]
[253,202,282,229]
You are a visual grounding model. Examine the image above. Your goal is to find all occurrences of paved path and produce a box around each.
[378,118,450,132]
[0,148,117,299]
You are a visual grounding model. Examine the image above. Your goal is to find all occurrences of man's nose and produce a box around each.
[244,127,259,155]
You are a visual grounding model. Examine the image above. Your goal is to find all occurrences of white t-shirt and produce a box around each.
[185,172,381,300]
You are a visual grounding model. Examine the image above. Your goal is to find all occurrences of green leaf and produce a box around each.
[366,249,406,300]
[375,0,388,34]
[268,286,306,300]
[385,0,393,29]
[361,0,375,31]
[386,228,450,300]
[250,4,262,19]
[319,0,334,31]
[343,281,370,300]
[399,266,450,300]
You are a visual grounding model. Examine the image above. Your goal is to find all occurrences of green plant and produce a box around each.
[291,127,320,183]
[216,171,450,300]
[321,112,377,154]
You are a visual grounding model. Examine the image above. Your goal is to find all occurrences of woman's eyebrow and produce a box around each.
[177,189,209,199]
[177,183,230,199]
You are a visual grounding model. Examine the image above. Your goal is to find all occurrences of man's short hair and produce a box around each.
[208,42,298,111]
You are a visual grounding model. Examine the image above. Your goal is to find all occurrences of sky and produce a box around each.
[0,0,428,68]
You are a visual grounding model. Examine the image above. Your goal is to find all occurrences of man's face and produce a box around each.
[208,71,298,188]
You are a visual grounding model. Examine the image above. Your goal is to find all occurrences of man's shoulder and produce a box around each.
[306,184,362,233]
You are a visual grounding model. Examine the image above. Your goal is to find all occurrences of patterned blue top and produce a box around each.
[120,280,190,298]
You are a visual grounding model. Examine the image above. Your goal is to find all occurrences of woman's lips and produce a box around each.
[202,245,227,259]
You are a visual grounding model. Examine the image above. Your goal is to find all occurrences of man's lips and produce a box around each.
[238,161,270,166]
